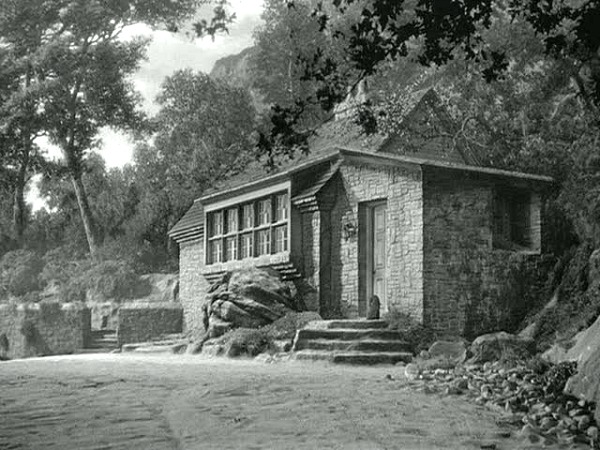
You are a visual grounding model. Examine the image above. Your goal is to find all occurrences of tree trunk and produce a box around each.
[12,158,28,243]
[71,172,100,259]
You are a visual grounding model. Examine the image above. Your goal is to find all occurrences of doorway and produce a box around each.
[359,200,388,316]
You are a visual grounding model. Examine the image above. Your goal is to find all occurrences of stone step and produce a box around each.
[77,347,119,354]
[294,328,404,342]
[294,338,410,353]
[304,319,389,330]
[92,337,117,343]
[293,350,412,365]
[332,352,412,365]
[121,341,188,354]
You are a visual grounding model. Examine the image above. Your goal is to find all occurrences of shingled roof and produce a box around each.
[168,201,204,243]
[169,88,479,242]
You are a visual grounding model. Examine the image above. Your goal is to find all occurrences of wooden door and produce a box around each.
[370,203,387,312]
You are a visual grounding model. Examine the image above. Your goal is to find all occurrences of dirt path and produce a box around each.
[0,354,543,449]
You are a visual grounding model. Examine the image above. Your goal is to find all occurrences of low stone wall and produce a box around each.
[0,302,91,360]
[117,302,183,346]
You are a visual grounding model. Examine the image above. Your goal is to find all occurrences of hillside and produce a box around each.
[210,46,266,112]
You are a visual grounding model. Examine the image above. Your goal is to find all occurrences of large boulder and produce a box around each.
[566,345,600,424]
[468,331,535,364]
[563,313,600,423]
[205,268,299,338]
[428,340,467,365]
[542,313,600,364]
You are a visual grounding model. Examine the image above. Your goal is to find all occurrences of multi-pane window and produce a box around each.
[257,230,271,255]
[210,239,223,263]
[241,233,253,259]
[227,208,238,234]
[258,199,271,225]
[242,204,254,230]
[212,211,223,236]
[274,225,288,253]
[226,236,238,261]
[275,193,288,222]
[208,211,224,263]
[206,191,289,264]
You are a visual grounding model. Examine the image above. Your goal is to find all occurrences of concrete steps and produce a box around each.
[81,330,118,353]
[294,338,409,353]
[292,320,413,366]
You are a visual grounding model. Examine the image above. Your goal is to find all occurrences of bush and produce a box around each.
[532,243,600,350]
[213,328,272,357]
[384,309,435,354]
[83,260,139,302]
[41,250,141,303]
[262,311,322,340]
[0,250,44,298]
[20,318,37,343]
[39,246,89,286]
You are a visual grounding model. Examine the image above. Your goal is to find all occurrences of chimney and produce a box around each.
[333,79,369,120]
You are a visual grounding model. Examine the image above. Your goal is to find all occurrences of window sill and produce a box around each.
[202,251,290,274]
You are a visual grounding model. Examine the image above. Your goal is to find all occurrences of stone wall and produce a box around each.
[422,169,545,338]
[328,162,424,319]
[179,239,211,337]
[297,210,320,312]
[117,303,183,346]
[0,302,90,360]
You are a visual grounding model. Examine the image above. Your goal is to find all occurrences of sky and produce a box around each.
[102,0,265,167]
[28,0,264,209]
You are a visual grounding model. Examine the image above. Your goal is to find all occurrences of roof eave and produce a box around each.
[198,150,340,205]
[338,148,554,184]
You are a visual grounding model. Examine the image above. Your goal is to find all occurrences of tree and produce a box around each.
[0,39,45,243]
[235,0,600,164]
[131,69,256,262]
[0,0,213,258]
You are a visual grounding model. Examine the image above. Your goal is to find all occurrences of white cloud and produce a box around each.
[97,129,135,169]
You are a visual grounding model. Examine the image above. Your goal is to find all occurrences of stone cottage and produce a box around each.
[169,89,552,338]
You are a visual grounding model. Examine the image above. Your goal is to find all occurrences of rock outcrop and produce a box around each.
[468,332,535,364]
[205,268,300,338]
[563,313,600,423]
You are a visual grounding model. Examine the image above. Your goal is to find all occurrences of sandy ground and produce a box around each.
[0,354,548,450]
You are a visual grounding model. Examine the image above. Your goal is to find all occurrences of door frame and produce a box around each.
[359,199,388,316]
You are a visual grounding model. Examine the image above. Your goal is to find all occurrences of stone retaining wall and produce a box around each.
[117,303,183,346]
[0,302,91,360]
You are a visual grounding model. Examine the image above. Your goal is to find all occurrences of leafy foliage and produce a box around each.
[0,250,43,298]
[212,328,272,357]
[0,0,209,257]
[384,308,435,353]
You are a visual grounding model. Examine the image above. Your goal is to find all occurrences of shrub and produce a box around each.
[39,301,62,322]
[20,318,37,343]
[40,246,89,286]
[42,253,140,303]
[0,250,44,298]
[83,260,139,302]
[532,243,600,351]
[384,309,435,354]
[213,328,272,357]
[262,311,322,340]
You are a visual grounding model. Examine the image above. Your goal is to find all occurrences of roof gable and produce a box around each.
[377,89,480,165]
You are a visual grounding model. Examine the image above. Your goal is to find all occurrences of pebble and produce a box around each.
[406,360,598,448]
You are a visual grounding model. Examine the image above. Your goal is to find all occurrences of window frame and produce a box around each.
[492,187,534,251]
[205,189,290,265]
